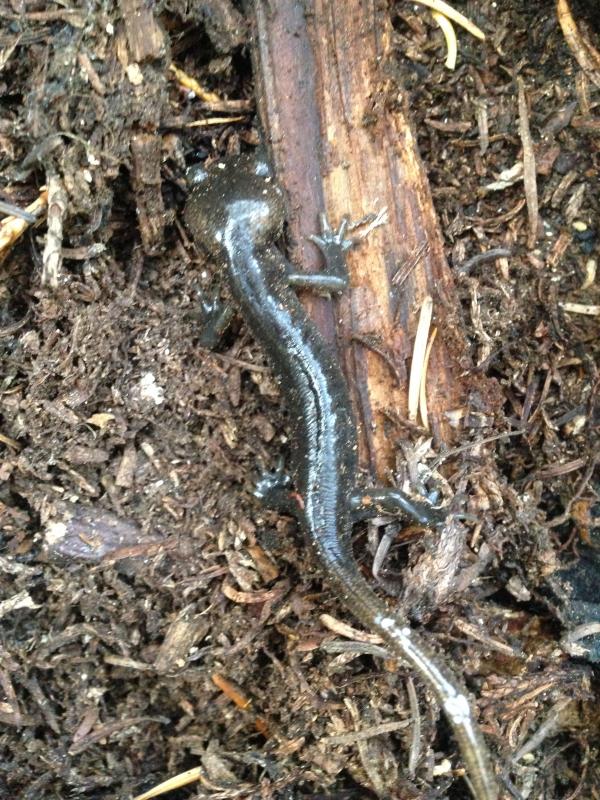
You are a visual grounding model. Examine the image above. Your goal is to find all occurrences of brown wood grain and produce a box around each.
[131,132,165,255]
[251,0,466,478]
[119,0,166,62]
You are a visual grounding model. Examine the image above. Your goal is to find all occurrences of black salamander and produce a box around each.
[184,154,499,800]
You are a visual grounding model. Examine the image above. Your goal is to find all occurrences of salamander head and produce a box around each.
[184,153,285,256]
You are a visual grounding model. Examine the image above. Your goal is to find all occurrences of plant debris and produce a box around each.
[1,1,599,799]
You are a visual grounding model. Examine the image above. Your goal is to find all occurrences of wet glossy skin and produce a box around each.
[184,154,499,800]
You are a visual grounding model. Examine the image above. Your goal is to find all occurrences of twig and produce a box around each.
[560,301,600,315]
[169,63,252,112]
[517,78,539,249]
[351,333,403,385]
[512,698,572,763]
[406,676,422,776]
[323,718,410,745]
[429,429,524,471]
[41,174,67,288]
[547,456,598,528]
[456,247,513,276]
[131,767,216,800]
[0,199,36,222]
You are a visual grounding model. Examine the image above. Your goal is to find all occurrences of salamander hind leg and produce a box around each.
[287,215,353,293]
[253,458,303,518]
[350,486,447,528]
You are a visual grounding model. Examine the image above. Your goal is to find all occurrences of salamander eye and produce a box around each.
[186,163,209,186]
[254,159,271,178]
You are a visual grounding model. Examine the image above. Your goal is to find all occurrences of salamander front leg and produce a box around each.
[196,289,235,349]
[286,215,353,293]
[350,487,447,528]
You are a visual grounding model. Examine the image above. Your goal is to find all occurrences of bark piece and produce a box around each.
[154,606,209,674]
[43,502,163,562]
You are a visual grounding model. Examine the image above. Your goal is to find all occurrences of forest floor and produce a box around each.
[0,1,599,799]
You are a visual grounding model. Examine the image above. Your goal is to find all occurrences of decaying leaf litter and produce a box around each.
[0,1,599,799]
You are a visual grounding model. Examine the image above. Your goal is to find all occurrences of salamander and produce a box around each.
[184,153,499,800]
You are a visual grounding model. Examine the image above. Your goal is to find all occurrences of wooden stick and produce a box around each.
[251,0,467,476]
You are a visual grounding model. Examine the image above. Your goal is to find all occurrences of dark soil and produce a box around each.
[1,1,599,799]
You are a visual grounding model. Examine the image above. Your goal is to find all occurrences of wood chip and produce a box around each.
[154,607,209,674]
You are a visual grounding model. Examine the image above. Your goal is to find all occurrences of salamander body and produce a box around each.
[184,153,499,800]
